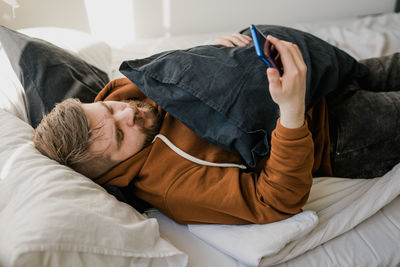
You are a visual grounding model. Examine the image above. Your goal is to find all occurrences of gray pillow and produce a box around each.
[0,26,109,128]
[120,25,368,167]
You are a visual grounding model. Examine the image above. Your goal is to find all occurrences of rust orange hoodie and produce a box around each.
[94,78,331,225]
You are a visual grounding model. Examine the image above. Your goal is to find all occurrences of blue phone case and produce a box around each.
[250,24,283,76]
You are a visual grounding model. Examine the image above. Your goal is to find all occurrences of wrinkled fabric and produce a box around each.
[328,53,400,178]
[120,25,368,167]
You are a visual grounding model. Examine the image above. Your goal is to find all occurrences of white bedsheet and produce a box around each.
[291,12,400,60]
[182,164,400,266]
[188,211,318,266]
[278,197,400,266]
[267,167,400,265]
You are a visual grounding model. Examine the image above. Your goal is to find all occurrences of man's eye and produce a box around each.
[116,127,124,142]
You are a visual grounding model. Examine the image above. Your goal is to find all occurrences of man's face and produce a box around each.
[82,100,161,164]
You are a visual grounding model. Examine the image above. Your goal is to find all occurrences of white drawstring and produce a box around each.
[153,134,247,170]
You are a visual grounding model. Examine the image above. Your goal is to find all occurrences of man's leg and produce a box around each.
[328,53,400,178]
[358,53,400,93]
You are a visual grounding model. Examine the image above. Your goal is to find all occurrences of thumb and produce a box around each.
[266,67,280,89]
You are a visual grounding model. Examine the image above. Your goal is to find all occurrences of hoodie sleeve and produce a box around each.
[163,119,314,224]
[256,119,314,215]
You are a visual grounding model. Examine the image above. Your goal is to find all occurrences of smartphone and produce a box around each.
[250,24,283,76]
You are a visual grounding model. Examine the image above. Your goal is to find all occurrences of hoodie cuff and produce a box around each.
[274,118,310,141]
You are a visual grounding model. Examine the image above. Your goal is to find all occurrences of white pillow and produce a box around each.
[0,110,187,267]
[0,44,29,122]
[188,210,318,266]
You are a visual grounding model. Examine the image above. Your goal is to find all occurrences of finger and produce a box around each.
[267,35,301,74]
[230,34,250,46]
[213,38,234,47]
[266,67,281,90]
[269,36,305,70]
[274,53,282,68]
[284,42,307,77]
[270,43,276,55]
[234,33,252,43]
[267,36,295,73]
[289,43,307,71]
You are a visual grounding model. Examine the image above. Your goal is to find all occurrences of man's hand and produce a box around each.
[266,35,307,129]
[213,33,252,47]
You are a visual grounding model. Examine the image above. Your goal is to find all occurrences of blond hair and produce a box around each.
[33,98,115,179]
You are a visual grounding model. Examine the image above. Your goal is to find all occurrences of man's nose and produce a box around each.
[114,107,134,127]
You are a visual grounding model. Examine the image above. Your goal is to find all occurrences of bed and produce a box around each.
[116,12,400,267]
[1,4,400,267]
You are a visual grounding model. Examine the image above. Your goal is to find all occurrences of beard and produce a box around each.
[124,100,162,148]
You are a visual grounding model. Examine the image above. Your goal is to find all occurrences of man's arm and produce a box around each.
[266,35,306,128]
[254,35,311,216]
[162,35,313,224]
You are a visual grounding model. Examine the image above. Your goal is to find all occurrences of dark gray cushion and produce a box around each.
[0,26,109,128]
[120,25,369,167]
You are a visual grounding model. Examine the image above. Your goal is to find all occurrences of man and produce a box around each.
[33,34,400,224]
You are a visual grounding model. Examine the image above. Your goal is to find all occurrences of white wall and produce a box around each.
[0,0,91,32]
[164,0,396,35]
[0,0,397,46]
